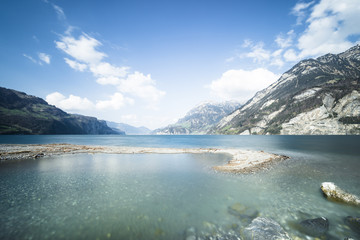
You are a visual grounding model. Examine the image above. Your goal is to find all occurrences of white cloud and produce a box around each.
[64,58,87,71]
[90,62,129,78]
[56,31,165,106]
[283,49,300,62]
[56,34,106,64]
[96,92,134,110]
[242,39,253,48]
[24,53,51,65]
[245,42,271,63]
[23,54,37,64]
[117,71,166,102]
[96,76,121,85]
[291,1,315,25]
[275,30,295,49]
[209,68,280,102]
[46,92,94,110]
[52,4,66,20]
[38,52,51,64]
[296,0,360,58]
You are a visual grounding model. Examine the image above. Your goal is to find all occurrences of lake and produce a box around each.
[1,135,360,239]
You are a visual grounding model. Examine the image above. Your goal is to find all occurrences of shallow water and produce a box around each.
[1,135,360,239]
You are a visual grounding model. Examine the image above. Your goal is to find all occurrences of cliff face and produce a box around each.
[210,45,360,135]
[154,101,241,135]
[0,87,120,135]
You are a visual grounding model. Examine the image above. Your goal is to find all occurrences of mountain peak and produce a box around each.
[153,101,241,135]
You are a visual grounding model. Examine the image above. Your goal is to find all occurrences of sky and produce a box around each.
[1,0,360,129]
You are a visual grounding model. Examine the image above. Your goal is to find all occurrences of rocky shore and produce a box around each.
[0,144,288,173]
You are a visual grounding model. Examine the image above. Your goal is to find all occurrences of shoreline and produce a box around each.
[0,144,289,173]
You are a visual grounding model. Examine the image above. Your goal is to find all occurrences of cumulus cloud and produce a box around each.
[296,0,360,58]
[55,34,106,64]
[209,68,280,102]
[117,72,166,102]
[96,92,134,110]
[236,0,360,69]
[64,58,87,71]
[90,62,129,78]
[46,91,134,111]
[46,92,94,110]
[56,32,165,104]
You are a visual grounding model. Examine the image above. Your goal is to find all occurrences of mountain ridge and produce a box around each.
[0,87,120,135]
[210,44,360,135]
[153,101,241,135]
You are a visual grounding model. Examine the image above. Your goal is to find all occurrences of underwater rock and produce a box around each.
[298,217,329,237]
[195,222,242,240]
[227,203,259,225]
[320,182,360,206]
[243,217,291,240]
[185,227,197,240]
[344,216,360,234]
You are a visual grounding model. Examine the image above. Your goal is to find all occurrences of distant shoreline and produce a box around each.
[0,144,289,173]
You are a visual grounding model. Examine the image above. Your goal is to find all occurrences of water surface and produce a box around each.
[1,135,360,239]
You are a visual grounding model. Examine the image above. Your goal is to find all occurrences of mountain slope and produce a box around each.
[106,121,151,135]
[154,101,241,134]
[210,45,360,135]
[0,87,120,135]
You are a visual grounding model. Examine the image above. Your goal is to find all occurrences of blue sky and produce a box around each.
[1,0,359,129]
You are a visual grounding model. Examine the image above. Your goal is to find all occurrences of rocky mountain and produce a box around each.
[106,121,151,135]
[154,101,241,134]
[210,45,360,135]
[0,87,120,135]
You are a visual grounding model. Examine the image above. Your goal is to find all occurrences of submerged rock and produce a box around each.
[192,222,242,240]
[227,203,259,225]
[298,217,329,237]
[185,227,197,240]
[320,182,360,206]
[344,216,360,234]
[243,217,291,240]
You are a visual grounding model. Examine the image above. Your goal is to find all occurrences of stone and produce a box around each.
[320,182,360,206]
[197,222,242,240]
[243,217,291,240]
[227,203,259,225]
[344,216,360,234]
[298,217,329,237]
[185,227,197,240]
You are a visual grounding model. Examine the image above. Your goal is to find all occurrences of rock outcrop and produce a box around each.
[320,182,360,206]
[210,44,360,135]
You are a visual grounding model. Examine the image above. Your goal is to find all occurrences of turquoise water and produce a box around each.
[1,135,360,239]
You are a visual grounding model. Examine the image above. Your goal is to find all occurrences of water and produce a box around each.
[1,135,360,239]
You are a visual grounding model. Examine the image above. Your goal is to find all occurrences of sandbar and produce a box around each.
[0,144,289,173]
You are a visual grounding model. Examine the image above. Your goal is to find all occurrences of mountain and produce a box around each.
[106,121,151,135]
[0,87,120,135]
[153,101,241,135]
[210,45,360,135]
